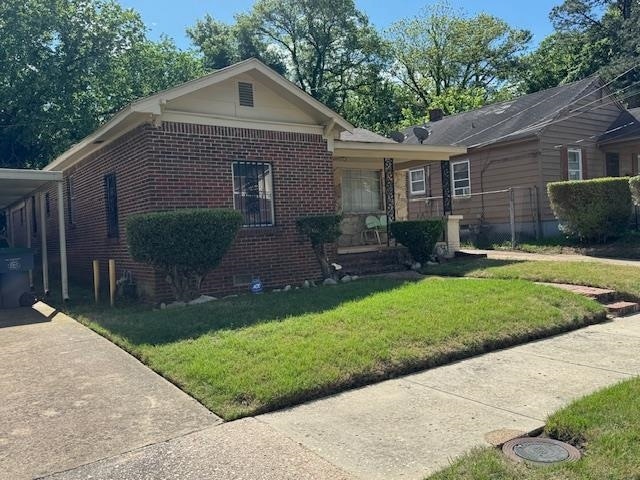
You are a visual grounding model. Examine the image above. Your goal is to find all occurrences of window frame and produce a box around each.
[567,148,583,180]
[341,168,384,214]
[409,168,426,195]
[232,161,275,227]
[104,173,119,238]
[451,159,471,197]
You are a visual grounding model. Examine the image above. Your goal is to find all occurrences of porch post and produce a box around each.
[26,197,33,288]
[56,181,69,301]
[441,160,452,215]
[8,207,14,247]
[40,192,49,295]
[383,158,395,245]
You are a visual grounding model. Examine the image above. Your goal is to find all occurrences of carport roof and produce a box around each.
[0,169,62,209]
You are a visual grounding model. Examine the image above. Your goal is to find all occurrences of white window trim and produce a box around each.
[409,168,426,195]
[567,148,583,180]
[451,159,471,197]
[231,161,275,227]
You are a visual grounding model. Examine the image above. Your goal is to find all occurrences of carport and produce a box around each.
[0,168,69,300]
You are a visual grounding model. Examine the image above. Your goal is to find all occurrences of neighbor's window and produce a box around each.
[232,161,274,227]
[342,169,383,213]
[67,175,76,226]
[409,168,426,195]
[104,173,119,238]
[568,148,583,180]
[451,160,471,197]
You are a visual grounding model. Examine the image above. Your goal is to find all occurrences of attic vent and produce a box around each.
[238,82,254,107]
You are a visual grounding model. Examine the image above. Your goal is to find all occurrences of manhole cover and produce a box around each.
[502,437,581,466]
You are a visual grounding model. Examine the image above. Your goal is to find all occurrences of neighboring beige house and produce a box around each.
[400,76,637,239]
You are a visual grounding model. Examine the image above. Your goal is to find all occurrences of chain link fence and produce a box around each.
[410,186,540,248]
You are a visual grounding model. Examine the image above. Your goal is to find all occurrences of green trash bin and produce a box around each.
[0,248,34,309]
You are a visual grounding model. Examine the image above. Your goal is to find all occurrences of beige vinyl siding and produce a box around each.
[538,85,624,220]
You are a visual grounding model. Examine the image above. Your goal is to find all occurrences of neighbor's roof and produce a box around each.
[402,77,609,149]
[598,107,640,144]
[44,58,354,172]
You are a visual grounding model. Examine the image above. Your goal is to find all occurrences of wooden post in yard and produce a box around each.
[108,259,116,307]
[509,188,516,249]
[92,260,100,303]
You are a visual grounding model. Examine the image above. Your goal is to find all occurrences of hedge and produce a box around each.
[629,175,640,206]
[296,214,342,279]
[127,209,243,301]
[390,220,444,263]
[547,177,631,242]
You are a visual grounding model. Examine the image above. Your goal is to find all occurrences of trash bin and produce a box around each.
[0,248,34,309]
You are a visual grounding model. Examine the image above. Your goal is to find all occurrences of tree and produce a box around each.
[386,3,531,116]
[189,0,388,113]
[0,0,204,169]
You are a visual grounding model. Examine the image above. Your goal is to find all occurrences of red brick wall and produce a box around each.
[147,122,334,300]
[37,121,334,301]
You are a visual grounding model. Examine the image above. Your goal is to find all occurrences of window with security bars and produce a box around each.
[232,161,274,227]
[104,173,119,238]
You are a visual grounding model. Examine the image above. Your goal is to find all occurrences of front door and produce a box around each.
[606,152,620,177]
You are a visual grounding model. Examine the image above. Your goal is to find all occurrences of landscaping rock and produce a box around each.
[351,275,359,281]
[323,278,338,286]
[272,289,281,293]
[411,262,422,271]
[302,280,311,288]
[341,275,352,283]
[160,302,167,310]
[283,285,292,292]
[188,295,217,305]
[166,301,187,309]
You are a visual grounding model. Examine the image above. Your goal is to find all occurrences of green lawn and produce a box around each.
[427,377,640,479]
[492,231,640,259]
[70,277,604,420]
[424,258,640,301]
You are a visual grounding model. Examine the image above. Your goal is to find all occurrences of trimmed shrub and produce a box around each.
[390,220,444,263]
[629,175,640,206]
[127,209,243,301]
[547,177,631,243]
[296,214,342,279]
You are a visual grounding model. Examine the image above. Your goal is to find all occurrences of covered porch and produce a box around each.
[0,168,69,303]
[332,135,466,253]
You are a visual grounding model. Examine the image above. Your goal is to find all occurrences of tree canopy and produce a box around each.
[2,0,639,170]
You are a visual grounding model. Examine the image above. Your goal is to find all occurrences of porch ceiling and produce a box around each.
[333,140,467,164]
[0,169,62,209]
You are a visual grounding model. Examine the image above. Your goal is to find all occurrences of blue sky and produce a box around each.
[119,0,562,50]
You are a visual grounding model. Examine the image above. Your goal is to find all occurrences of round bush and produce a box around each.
[127,209,243,300]
[390,220,444,263]
[547,177,631,243]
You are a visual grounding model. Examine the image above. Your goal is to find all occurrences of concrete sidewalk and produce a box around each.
[0,306,349,480]
[260,315,640,479]
[462,248,640,267]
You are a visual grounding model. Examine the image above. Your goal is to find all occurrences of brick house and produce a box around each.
[2,59,464,301]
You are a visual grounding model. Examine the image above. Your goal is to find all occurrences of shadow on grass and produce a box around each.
[422,258,525,277]
[55,277,412,346]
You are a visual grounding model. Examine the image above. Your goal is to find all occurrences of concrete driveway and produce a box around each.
[0,305,349,480]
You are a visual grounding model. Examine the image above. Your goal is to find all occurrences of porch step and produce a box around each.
[536,283,617,303]
[337,247,409,276]
[605,301,639,317]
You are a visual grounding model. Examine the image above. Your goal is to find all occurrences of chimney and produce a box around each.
[429,108,444,122]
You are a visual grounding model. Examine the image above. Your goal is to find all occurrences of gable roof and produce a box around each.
[401,77,609,149]
[599,107,640,145]
[45,58,354,172]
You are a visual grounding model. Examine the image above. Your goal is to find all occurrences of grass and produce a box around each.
[424,258,640,301]
[491,231,640,259]
[67,276,604,420]
[427,377,640,479]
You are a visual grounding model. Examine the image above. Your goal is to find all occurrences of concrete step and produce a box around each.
[605,301,639,317]
[536,283,617,303]
[337,248,409,276]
